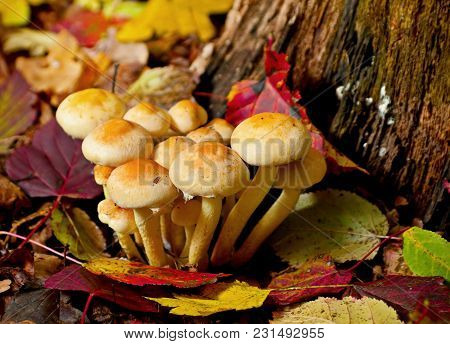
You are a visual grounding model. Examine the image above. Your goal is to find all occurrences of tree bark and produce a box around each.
[201,0,449,226]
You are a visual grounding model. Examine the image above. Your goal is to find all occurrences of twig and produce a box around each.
[111,63,120,94]
[81,293,95,324]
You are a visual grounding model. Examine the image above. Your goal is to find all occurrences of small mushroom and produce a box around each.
[186,127,223,143]
[168,100,208,134]
[93,165,113,198]
[98,199,144,262]
[153,136,194,169]
[107,159,179,266]
[231,148,326,267]
[56,88,125,139]
[205,118,235,145]
[211,113,311,266]
[123,102,172,138]
[169,142,250,267]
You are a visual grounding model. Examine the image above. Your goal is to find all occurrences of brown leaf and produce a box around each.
[0,279,11,294]
[0,175,28,210]
[34,253,62,282]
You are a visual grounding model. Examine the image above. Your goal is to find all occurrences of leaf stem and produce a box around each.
[81,292,95,324]
[17,196,61,249]
[111,63,120,94]
[0,231,82,265]
[194,91,228,101]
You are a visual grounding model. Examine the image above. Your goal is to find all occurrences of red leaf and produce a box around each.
[267,257,353,305]
[84,257,229,288]
[5,119,102,199]
[352,275,450,322]
[44,265,158,313]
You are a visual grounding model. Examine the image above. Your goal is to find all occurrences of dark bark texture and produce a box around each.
[202,0,449,226]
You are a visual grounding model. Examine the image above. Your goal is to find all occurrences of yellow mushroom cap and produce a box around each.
[186,127,223,144]
[205,118,235,145]
[231,113,311,166]
[273,148,327,189]
[171,198,201,226]
[98,199,137,234]
[56,88,125,139]
[94,165,114,185]
[168,100,208,134]
[82,119,154,167]
[153,136,194,169]
[107,159,178,209]
[123,102,171,137]
[169,142,250,198]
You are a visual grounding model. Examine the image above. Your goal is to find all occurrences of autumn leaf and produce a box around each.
[3,29,58,56]
[0,0,30,27]
[271,297,402,324]
[0,174,28,209]
[5,119,102,199]
[383,242,414,276]
[268,257,353,305]
[271,189,388,265]
[0,72,37,154]
[117,0,233,42]
[352,275,450,323]
[402,227,450,281]
[84,257,229,288]
[0,279,11,294]
[44,264,158,313]
[50,207,107,260]
[149,281,270,316]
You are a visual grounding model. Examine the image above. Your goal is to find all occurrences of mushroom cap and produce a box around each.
[205,118,234,145]
[98,199,136,234]
[94,165,114,185]
[169,142,250,198]
[153,136,194,169]
[273,148,327,189]
[123,102,171,137]
[171,198,201,226]
[82,119,154,167]
[186,127,223,143]
[231,112,311,166]
[168,100,208,134]
[107,159,178,209]
[56,88,125,139]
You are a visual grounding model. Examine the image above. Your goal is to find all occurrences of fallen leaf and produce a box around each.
[271,296,401,324]
[5,119,102,199]
[0,174,28,209]
[0,72,37,154]
[0,0,30,27]
[271,189,389,265]
[0,279,11,293]
[3,29,58,56]
[44,264,158,313]
[84,257,228,288]
[268,257,353,305]
[402,227,450,281]
[352,275,450,323]
[149,281,270,316]
[50,207,107,260]
[117,0,233,42]
[383,242,414,276]
[34,253,62,282]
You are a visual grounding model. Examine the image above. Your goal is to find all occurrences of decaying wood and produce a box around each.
[201,0,449,226]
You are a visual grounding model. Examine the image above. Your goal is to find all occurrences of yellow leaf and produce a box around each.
[117,0,233,42]
[149,281,271,316]
[0,0,30,27]
[271,297,402,324]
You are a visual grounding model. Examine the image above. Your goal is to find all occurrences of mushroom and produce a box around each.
[153,136,194,169]
[186,127,223,143]
[231,148,327,267]
[205,118,235,145]
[211,112,311,266]
[56,88,125,139]
[107,159,178,266]
[123,102,172,138]
[169,142,250,267]
[93,165,113,198]
[168,100,208,134]
[98,199,144,262]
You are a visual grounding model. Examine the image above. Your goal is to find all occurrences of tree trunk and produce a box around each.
[201,0,449,227]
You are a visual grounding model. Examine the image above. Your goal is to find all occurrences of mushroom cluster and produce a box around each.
[56,88,327,269]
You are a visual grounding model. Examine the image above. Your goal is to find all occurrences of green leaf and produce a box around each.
[0,0,30,27]
[50,207,107,260]
[271,189,388,265]
[403,227,450,281]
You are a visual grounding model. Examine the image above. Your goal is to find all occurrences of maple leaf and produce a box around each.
[0,72,37,154]
[117,0,234,42]
[44,265,158,313]
[226,42,367,174]
[84,257,229,288]
[5,119,102,199]
[268,257,353,305]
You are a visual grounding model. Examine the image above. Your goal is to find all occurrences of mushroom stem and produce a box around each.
[180,224,195,258]
[222,195,236,218]
[116,232,144,262]
[211,165,278,266]
[133,208,168,266]
[133,229,143,246]
[160,213,172,250]
[188,197,222,266]
[231,188,302,267]
[171,223,186,256]
[102,185,110,199]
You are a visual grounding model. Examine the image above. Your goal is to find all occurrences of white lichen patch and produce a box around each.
[378,147,387,157]
[387,117,395,126]
[365,97,373,106]
[377,85,391,120]
[336,83,352,100]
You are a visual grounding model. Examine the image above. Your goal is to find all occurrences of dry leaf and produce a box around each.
[0,175,27,209]
[33,253,62,282]
[0,279,12,294]
[3,29,58,56]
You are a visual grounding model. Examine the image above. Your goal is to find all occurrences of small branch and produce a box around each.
[81,293,95,324]
[111,63,120,94]
[194,91,228,101]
